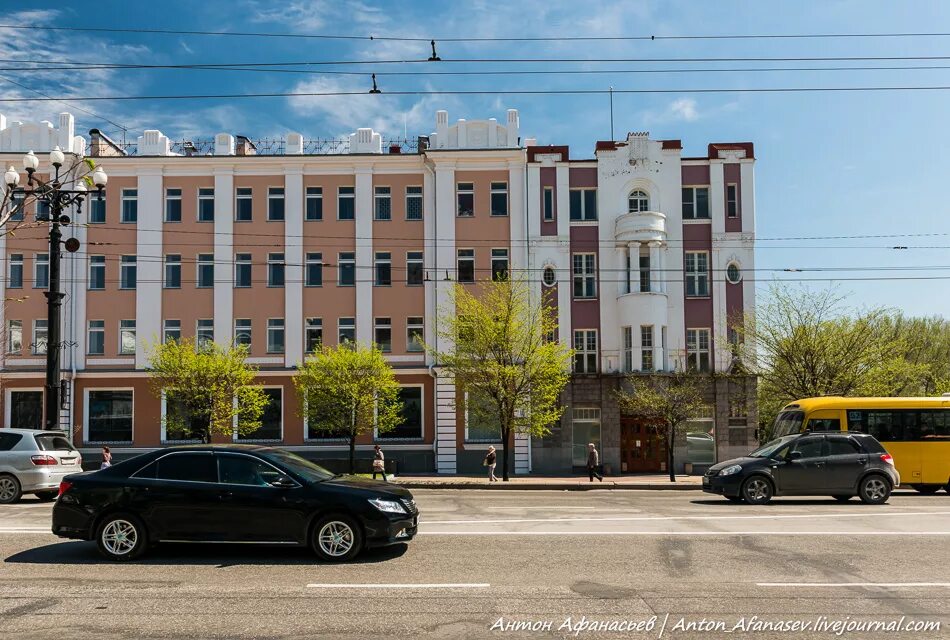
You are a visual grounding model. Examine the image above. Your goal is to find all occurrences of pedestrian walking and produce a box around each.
[484,445,498,482]
[587,443,603,482]
[100,446,112,470]
[372,444,388,482]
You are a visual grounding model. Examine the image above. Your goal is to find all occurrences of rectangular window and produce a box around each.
[491,248,509,281]
[457,249,475,283]
[572,407,601,466]
[490,182,508,216]
[569,189,597,221]
[33,253,49,289]
[119,320,136,354]
[573,329,598,374]
[31,319,47,355]
[338,317,355,345]
[457,182,474,217]
[234,319,252,348]
[197,254,214,288]
[235,187,253,222]
[238,388,282,441]
[726,184,738,218]
[163,254,181,289]
[163,319,180,344]
[572,253,597,299]
[337,186,355,220]
[407,317,424,353]
[197,188,215,222]
[374,251,391,286]
[543,186,554,221]
[7,254,22,289]
[406,251,423,286]
[86,390,133,443]
[686,328,711,372]
[88,198,106,224]
[234,253,252,288]
[682,186,710,220]
[305,252,323,287]
[305,318,322,353]
[622,326,633,373]
[374,186,391,220]
[685,251,709,297]
[7,390,41,429]
[36,200,51,221]
[465,390,501,443]
[305,186,323,221]
[337,252,356,286]
[374,317,392,352]
[267,319,285,353]
[87,255,106,290]
[6,319,22,353]
[120,255,137,290]
[267,253,285,287]
[380,387,424,440]
[639,251,651,293]
[120,189,137,223]
[405,185,423,220]
[196,319,214,348]
[641,325,654,371]
[267,187,285,221]
[165,188,182,222]
[87,320,105,354]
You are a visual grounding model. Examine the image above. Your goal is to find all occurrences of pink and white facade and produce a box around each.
[0,110,757,475]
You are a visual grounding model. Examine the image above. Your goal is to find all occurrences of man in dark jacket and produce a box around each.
[587,443,603,482]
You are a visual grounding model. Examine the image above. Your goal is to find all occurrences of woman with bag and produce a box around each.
[484,446,497,483]
[372,444,388,482]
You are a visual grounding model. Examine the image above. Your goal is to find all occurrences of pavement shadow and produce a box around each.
[690,497,907,506]
[5,540,409,566]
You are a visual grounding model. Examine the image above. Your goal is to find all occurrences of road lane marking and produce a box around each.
[418,531,950,536]
[494,506,599,510]
[423,510,950,525]
[758,582,950,588]
[306,583,489,589]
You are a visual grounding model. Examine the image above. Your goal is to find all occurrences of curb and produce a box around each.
[395,482,704,491]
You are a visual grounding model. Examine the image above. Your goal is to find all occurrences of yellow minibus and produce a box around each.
[772,396,950,493]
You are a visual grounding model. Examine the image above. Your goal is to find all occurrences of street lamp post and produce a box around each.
[4,149,107,431]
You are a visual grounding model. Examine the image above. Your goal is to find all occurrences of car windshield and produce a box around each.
[748,436,797,458]
[260,449,335,483]
[33,434,76,452]
[772,410,805,437]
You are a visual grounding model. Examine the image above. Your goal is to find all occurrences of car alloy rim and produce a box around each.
[0,477,16,501]
[747,479,769,501]
[101,519,138,556]
[865,478,887,501]
[318,521,355,557]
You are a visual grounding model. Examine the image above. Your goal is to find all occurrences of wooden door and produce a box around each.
[620,418,666,473]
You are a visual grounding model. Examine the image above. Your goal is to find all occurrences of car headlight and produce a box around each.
[368,498,407,514]
[719,464,742,477]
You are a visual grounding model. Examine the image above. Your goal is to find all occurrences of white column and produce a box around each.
[433,163,457,474]
[514,432,530,474]
[526,165,541,240]
[648,241,661,294]
[354,168,373,345]
[508,162,526,271]
[423,166,436,360]
[213,169,234,347]
[135,170,163,369]
[555,163,571,351]
[284,168,303,366]
[740,160,755,235]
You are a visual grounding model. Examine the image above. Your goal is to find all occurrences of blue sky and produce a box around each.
[4,1,950,317]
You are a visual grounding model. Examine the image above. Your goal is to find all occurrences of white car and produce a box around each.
[0,429,83,503]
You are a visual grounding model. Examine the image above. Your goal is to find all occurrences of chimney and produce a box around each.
[236,135,257,156]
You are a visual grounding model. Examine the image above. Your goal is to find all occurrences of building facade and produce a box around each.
[0,110,757,474]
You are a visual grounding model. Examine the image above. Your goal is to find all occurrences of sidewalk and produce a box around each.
[392,473,705,490]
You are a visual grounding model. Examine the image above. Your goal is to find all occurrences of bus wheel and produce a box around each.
[914,485,940,495]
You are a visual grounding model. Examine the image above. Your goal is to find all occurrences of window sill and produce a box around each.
[266,218,286,223]
[682,219,712,224]
[573,297,599,302]
[234,219,253,223]
[405,217,423,222]
[685,295,711,300]
[569,220,599,225]
[490,213,509,217]
[164,219,182,224]
[196,220,215,224]
[305,218,324,222]
[337,217,355,222]
[304,284,324,288]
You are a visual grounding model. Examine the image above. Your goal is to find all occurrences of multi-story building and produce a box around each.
[0,109,757,474]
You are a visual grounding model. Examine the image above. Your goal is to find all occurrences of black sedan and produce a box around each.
[52,444,419,561]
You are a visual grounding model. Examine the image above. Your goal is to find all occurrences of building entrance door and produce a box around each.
[620,418,666,473]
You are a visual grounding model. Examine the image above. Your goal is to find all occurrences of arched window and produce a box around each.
[628,189,649,213]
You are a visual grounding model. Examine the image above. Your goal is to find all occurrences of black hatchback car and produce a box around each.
[703,431,900,505]
[52,445,419,562]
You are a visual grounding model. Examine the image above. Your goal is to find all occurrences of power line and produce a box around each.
[0,74,130,133]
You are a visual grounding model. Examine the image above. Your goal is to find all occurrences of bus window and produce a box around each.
[806,418,840,431]
[772,411,804,436]
[919,410,950,439]
[864,410,919,442]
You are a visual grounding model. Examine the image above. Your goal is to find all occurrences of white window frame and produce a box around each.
[572,253,597,299]
[31,319,48,355]
[7,253,23,288]
[196,254,214,289]
[266,318,285,354]
[622,326,633,373]
[456,182,474,217]
[120,188,137,223]
[164,254,181,289]
[87,319,105,355]
[197,187,215,222]
[305,186,323,221]
[726,183,738,218]
[338,317,355,345]
[196,319,214,348]
[686,328,712,373]
[234,253,252,288]
[235,187,253,222]
[234,385,284,443]
[374,317,392,353]
[569,188,598,222]
[573,329,598,374]
[305,317,323,354]
[6,319,22,354]
[305,252,323,287]
[159,390,205,444]
[375,384,425,441]
[628,189,649,213]
[88,255,105,291]
[685,251,710,297]
[457,248,475,283]
[491,248,509,281]
[543,186,554,221]
[337,186,355,221]
[406,317,424,353]
[33,253,49,289]
[490,181,508,216]
[83,387,135,445]
[234,318,252,348]
[163,319,181,344]
[267,253,285,288]
[463,389,502,444]
[682,186,710,220]
[406,251,423,286]
[119,320,136,355]
[267,186,285,222]
[374,251,392,287]
[3,387,44,429]
[374,185,391,221]
[405,185,423,221]
[165,187,182,223]
[337,252,355,286]
[641,325,654,372]
[119,255,136,290]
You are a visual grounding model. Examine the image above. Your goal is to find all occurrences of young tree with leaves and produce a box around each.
[430,277,572,481]
[615,372,711,483]
[147,338,269,444]
[294,343,403,474]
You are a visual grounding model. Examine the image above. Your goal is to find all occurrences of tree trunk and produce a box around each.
[667,425,675,483]
[348,434,356,475]
[501,426,510,482]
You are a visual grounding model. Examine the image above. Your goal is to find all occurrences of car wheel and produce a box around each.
[34,490,58,502]
[95,514,148,561]
[311,514,363,562]
[914,485,940,495]
[741,476,773,505]
[858,475,891,505]
[0,474,22,504]
[832,495,852,502]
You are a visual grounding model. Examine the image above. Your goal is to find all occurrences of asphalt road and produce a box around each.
[1,490,949,640]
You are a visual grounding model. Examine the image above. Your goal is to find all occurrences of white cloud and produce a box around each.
[669,98,699,122]
[246,0,385,32]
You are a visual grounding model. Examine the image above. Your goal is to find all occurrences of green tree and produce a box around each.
[147,338,270,444]
[429,277,572,481]
[614,372,711,483]
[294,343,402,474]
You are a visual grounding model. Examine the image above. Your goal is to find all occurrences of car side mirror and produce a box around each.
[269,476,296,488]
[788,450,803,461]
